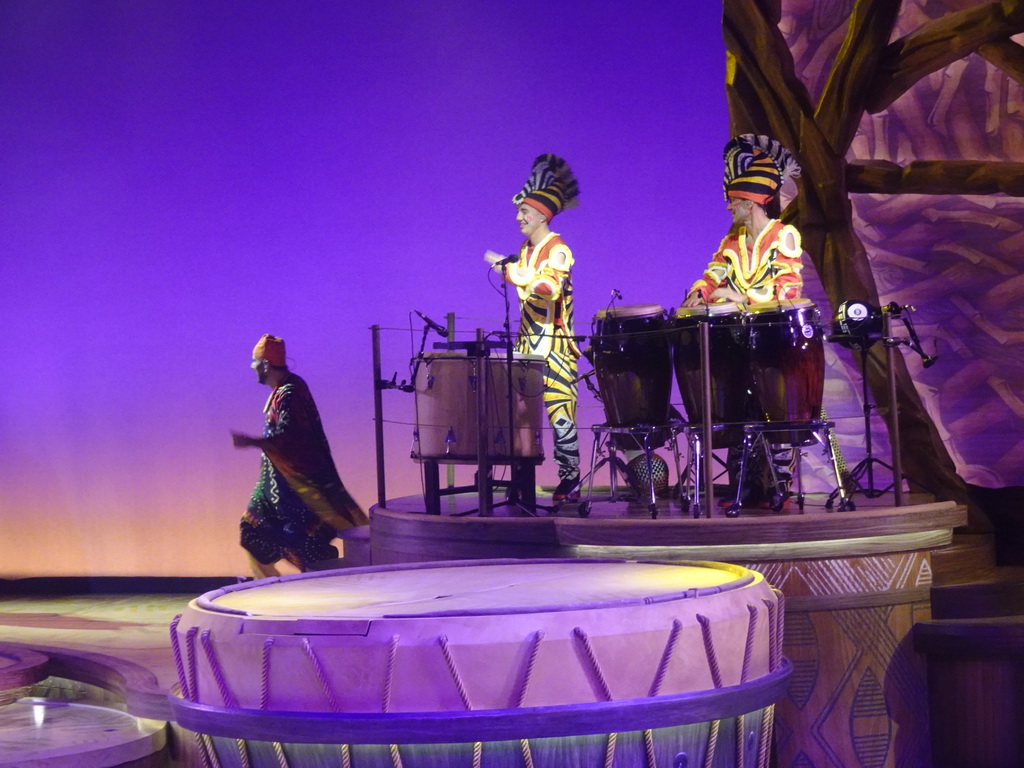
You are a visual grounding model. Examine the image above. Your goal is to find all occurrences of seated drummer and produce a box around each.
[682,134,802,308]
[681,135,804,509]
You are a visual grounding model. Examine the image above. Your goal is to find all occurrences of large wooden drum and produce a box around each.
[171,559,791,768]
[411,352,546,462]
[670,302,754,447]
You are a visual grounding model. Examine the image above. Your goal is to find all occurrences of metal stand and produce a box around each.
[835,348,896,499]
[580,421,686,519]
[679,424,732,519]
[725,419,852,517]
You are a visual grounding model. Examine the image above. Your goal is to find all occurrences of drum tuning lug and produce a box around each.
[426,374,435,390]
[469,375,477,391]
[649,504,658,519]
[444,427,457,453]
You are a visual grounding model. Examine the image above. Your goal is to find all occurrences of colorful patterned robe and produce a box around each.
[240,373,368,568]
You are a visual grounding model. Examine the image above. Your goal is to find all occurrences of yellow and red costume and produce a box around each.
[688,219,803,306]
[505,230,581,480]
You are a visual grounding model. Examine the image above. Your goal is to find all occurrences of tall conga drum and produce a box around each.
[412,352,546,461]
[746,299,825,444]
[170,559,791,768]
[670,302,754,447]
[590,304,673,434]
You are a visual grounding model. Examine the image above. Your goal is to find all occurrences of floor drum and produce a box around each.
[170,559,791,768]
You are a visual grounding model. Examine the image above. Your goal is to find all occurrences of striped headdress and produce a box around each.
[513,154,580,221]
[723,135,800,205]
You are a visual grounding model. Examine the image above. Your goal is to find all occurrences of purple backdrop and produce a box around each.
[1,1,731,576]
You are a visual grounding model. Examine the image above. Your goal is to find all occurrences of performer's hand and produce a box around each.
[709,287,748,304]
[231,431,256,449]
[682,292,705,308]
[484,249,505,266]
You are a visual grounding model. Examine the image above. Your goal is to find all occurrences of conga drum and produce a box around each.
[670,302,754,447]
[590,304,673,432]
[746,299,825,444]
[170,559,790,768]
[412,352,546,461]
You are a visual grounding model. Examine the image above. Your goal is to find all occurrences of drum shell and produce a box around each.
[670,306,754,448]
[747,302,825,444]
[412,353,545,461]
[590,306,673,430]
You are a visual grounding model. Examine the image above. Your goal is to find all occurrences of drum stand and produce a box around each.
[580,421,686,519]
[726,419,852,517]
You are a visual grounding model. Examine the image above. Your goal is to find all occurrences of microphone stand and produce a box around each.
[495,259,547,516]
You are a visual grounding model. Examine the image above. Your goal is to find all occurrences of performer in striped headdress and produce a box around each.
[682,134,803,308]
[681,135,806,510]
[485,154,582,502]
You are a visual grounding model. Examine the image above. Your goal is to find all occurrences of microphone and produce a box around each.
[922,354,938,368]
[495,254,518,266]
[414,310,448,338]
[611,288,623,300]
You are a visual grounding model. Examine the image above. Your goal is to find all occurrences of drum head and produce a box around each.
[746,298,816,315]
[594,303,665,321]
[674,301,742,318]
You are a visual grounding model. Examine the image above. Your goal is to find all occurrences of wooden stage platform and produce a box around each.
[370,489,965,567]
[0,490,980,767]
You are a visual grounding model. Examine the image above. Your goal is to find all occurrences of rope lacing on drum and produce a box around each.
[757,706,775,768]
[514,631,544,768]
[763,598,780,671]
[199,733,221,768]
[572,626,613,701]
[735,714,747,768]
[235,738,252,768]
[260,638,275,710]
[169,614,189,700]
[200,629,237,708]
[648,618,683,697]
[603,732,618,768]
[341,744,352,768]
[643,729,657,767]
[514,630,544,707]
[438,634,473,710]
[696,614,723,689]
[302,638,341,712]
[272,740,290,768]
[185,626,200,702]
[383,634,400,712]
[773,589,786,671]
[741,604,759,683]
[703,720,721,768]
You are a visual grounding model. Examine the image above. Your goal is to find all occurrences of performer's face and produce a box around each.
[516,203,547,238]
[727,196,753,226]
[252,358,268,384]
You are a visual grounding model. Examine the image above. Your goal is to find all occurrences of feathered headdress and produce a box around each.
[513,154,579,220]
[723,134,800,205]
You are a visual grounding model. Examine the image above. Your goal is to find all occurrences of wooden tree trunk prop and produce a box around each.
[724,0,1024,531]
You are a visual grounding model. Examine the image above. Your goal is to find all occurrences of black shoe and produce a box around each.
[553,475,581,503]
